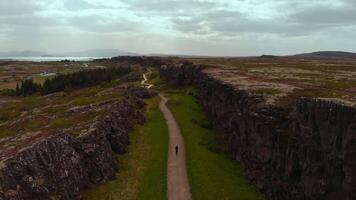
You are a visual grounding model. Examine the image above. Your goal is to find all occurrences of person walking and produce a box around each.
[175,145,179,156]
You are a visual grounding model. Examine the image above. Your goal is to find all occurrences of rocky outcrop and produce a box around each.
[109,56,167,67]
[127,87,157,99]
[160,62,356,200]
[0,92,148,200]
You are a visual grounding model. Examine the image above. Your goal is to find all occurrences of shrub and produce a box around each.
[10,66,131,96]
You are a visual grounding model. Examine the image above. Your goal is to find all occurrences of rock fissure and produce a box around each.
[159,62,356,200]
[0,89,151,200]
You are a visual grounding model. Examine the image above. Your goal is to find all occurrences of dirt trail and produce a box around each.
[141,70,153,89]
[141,71,191,199]
[159,94,192,200]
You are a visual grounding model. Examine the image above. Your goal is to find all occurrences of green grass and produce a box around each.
[70,96,96,106]
[49,118,71,129]
[149,69,168,91]
[25,118,48,131]
[0,95,40,124]
[0,129,14,138]
[83,97,168,200]
[166,87,265,200]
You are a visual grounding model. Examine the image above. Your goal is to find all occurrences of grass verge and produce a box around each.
[166,87,265,200]
[83,97,168,200]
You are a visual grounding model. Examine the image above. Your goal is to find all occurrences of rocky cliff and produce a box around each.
[0,90,150,200]
[160,62,356,200]
[108,56,167,67]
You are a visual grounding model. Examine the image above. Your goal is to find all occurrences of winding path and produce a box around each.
[159,94,192,200]
[141,70,153,89]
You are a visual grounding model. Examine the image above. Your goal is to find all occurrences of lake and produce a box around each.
[0,57,106,62]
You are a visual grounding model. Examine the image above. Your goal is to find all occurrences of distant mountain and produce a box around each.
[0,50,46,57]
[289,51,356,60]
[0,49,137,58]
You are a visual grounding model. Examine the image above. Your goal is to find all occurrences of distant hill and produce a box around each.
[289,51,356,60]
[0,49,137,58]
[259,54,280,59]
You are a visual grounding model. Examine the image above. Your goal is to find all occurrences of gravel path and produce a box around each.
[159,94,192,200]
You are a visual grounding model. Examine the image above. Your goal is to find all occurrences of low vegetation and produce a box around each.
[83,97,169,200]
[8,67,131,96]
[0,129,14,138]
[189,57,356,106]
[0,69,141,139]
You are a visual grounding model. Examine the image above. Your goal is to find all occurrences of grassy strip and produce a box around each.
[166,88,265,200]
[0,129,14,138]
[83,97,168,200]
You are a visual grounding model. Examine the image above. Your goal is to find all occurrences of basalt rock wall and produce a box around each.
[160,63,356,200]
[109,56,167,67]
[0,94,147,200]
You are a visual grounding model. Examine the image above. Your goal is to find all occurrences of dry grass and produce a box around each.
[190,57,356,107]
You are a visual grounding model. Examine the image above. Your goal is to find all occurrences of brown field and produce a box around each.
[0,60,109,90]
[188,57,356,106]
[0,56,355,160]
[0,60,142,161]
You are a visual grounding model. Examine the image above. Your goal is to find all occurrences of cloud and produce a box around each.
[1,0,356,55]
[169,1,356,38]
[0,0,42,16]
[0,15,61,27]
[64,0,98,11]
[290,6,356,26]
[122,0,218,14]
[67,15,142,33]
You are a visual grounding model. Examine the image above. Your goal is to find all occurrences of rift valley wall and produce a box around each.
[0,92,147,200]
[160,63,356,200]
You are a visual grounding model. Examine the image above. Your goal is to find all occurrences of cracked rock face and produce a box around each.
[160,62,356,200]
[0,91,147,200]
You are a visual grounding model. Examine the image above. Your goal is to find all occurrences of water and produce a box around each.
[0,56,107,62]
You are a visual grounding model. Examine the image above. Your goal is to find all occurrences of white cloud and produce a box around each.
[0,0,356,55]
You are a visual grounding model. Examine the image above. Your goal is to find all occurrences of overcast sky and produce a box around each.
[1,0,356,56]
